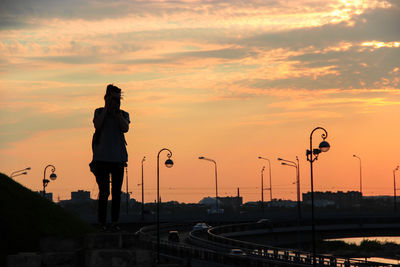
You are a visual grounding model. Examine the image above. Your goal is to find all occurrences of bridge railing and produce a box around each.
[203,222,391,267]
[137,221,392,266]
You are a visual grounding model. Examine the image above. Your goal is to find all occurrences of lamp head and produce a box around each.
[258,156,262,159]
[26,167,31,170]
[313,148,321,155]
[165,158,174,168]
[50,172,57,181]
[22,172,27,175]
[319,140,330,152]
[199,156,204,159]
[277,158,282,161]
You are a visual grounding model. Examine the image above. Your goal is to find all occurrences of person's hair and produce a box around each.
[104,84,122,100]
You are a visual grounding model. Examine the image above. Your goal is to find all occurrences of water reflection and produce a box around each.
[353,257,400,265]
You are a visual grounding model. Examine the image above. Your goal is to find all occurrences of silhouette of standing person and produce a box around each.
[91,84,130,231]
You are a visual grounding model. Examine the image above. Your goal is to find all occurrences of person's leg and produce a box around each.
[95,162,111,225]
[110,162,124,224]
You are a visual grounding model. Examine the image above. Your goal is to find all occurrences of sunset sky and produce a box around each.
[1,0,399,203]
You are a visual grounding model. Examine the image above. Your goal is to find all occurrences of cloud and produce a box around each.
[0,108,90,148]
[120,47,249,65]
[0,0,390,31]
[1,0,399,151]
[243,0,399,49]
[0,17,38,30]
[28,55,103,64]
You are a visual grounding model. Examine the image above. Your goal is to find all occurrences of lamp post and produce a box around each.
[278,157,301,220]
[125,163,129,215]
[394,166,399,212]
[141,156,146,220]
[258,157,272,202]
[306,127,330,266]
[157,149,174,264]
[199,156,219,213]
[261,166,265,215]
[43,165,57,197]
[10,167,31,178]
[353,155,362,195]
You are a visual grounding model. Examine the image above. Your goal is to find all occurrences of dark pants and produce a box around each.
[94,161,125,224]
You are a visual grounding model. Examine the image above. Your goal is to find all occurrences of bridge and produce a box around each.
[137,217,400,266]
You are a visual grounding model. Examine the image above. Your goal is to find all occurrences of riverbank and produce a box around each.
[320,239,400,259]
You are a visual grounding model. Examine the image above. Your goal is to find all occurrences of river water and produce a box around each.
[325,236,400,265]
[353,257,400,265]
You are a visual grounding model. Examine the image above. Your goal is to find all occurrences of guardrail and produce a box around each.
[137,223,310,266]
[203,221,393,266]
[137,222,394,266]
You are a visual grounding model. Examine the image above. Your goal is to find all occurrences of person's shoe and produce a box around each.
[99,223,108,232]
[110,223,121,232]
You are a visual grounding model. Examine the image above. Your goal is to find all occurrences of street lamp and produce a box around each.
[278,157,301,220]
[258,157,272,202]
[306,127,330,266]
[199,156,219,213]
[394,166,399,212]
[43,165,57,197]
[353,154,362,195]
[10,167,31,178]
[157,148,174,264]
[261,166,265,215]
[141,156,146,220]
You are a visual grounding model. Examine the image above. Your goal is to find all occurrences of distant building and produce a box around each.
[199,195,242,213]
[269,199,297,208]
[219,196,243,209]
[71,190,91,202]
[198,197,224,214]
[199,197,222,207]
[302,191,362,208]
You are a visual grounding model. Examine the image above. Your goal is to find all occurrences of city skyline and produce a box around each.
[1,0,399,203]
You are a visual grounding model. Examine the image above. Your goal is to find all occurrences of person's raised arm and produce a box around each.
[93,108,107,130]
[115,111,129,133]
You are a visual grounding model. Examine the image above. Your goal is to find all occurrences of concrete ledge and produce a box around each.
[85,233,122,249]
[41,252,78,267]
[85,249,135,267]
[121,233,138,248]
[6,253,41,267]
[135,248,152,267]
[85,233,137,249]
[41,237,83,252]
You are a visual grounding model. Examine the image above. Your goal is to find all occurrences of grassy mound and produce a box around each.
[0,172,95,257]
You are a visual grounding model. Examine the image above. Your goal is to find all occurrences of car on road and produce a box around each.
[193,222,211,231]
[168,230,180,242]
[257,218,273,229]
[257,218,271,224]
[229,248,247,256]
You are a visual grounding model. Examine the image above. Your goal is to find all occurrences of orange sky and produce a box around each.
[1,0,399,203]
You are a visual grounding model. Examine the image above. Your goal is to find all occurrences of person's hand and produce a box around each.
[104,96,112,113]
[113,109,122,118]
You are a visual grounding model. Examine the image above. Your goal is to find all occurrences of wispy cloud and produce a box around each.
[0,0,399,150]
